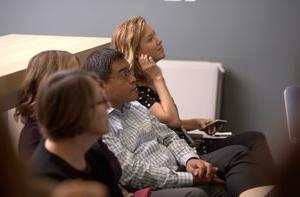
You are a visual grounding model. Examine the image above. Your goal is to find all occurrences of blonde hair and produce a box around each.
[111,16,146,82]
[15,50,80,123]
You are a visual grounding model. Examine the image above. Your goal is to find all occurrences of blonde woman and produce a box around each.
[111,16,276,182]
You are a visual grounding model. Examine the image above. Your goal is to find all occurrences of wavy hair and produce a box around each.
[111,16,146,82]
[14,50,80,123]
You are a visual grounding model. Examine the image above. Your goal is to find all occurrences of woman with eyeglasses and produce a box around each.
[15,50,122,184]
[31,69,123,197]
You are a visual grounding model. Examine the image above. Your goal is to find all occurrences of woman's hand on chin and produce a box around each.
[138,54,163,82]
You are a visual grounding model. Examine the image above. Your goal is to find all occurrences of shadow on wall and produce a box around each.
[219,58,292,164]
[0,110,32,197]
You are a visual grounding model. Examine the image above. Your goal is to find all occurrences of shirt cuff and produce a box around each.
[180,153,200,166]
[177,172,194,187]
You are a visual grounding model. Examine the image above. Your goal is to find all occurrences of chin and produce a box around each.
[130,92,138,101]
[155,53,165,62]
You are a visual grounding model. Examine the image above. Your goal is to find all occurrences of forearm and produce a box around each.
[181,119,201,131]
[138,56,180,127]
[152,77,181,127]
[121,159,193,189]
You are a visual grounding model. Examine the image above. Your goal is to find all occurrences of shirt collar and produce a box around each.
[107,102,132,115]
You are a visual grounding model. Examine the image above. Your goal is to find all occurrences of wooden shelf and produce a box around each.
[0,34,111,110]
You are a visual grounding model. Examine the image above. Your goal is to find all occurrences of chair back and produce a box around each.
[284,85,300,144]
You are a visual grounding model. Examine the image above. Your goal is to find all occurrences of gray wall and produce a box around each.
[1,0,300,162]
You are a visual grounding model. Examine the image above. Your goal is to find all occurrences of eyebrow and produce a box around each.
[145,32,154,38]
[117,66,129,73]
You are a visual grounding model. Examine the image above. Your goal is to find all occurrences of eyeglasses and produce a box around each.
[110,68,134,80]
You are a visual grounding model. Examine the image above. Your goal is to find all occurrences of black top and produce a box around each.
[31,142,123,197]
[19,119,42,161]
[19,120,122,183]
[136,84,193,145]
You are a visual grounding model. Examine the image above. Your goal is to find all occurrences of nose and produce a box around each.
[155,35,162,45]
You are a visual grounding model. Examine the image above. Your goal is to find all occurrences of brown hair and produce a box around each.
[15,50,80,123]
[111,16,146,82]
[37,69,99,140]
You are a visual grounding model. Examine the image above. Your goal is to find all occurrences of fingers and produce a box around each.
[138,54,155,70]
[204,163,213,179]
[200,119,217,135]
[192,166,205,177]
[190,160,222,185]
[203,162,218,181]
[148,56,155,64]
[197,118,213,130]
[199,122,206,130]
[212,175,225,184]
[206,126,216,135]
[191,160,216,180]
[137,54,162,81]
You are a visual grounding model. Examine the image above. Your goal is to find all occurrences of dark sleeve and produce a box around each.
[18,120,43,162]
[96,139,122,182]
[136,85,160,109]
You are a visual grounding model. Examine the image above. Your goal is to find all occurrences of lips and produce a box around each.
[157,46,163,51]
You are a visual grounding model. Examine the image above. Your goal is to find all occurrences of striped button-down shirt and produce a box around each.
[102,101,199,190]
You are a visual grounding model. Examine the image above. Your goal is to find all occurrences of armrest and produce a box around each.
[188,130,232,140]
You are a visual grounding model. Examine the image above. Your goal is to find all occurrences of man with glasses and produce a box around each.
[83,48,268,197]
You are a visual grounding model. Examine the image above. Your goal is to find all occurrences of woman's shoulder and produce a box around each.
[22,119,39,131]
[31,142,69,181]
[20,119,41,139]
[86,145,115,174]
[19,119,43,161]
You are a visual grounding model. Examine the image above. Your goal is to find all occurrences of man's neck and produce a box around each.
[109,101,127,110]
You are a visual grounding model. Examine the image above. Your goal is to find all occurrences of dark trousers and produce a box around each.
[200,145,270,197]
[152,144,268,197]
[202,131,277,183]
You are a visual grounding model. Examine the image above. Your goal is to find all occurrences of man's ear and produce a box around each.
[97,79,110,101]
[97,79,107,89]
